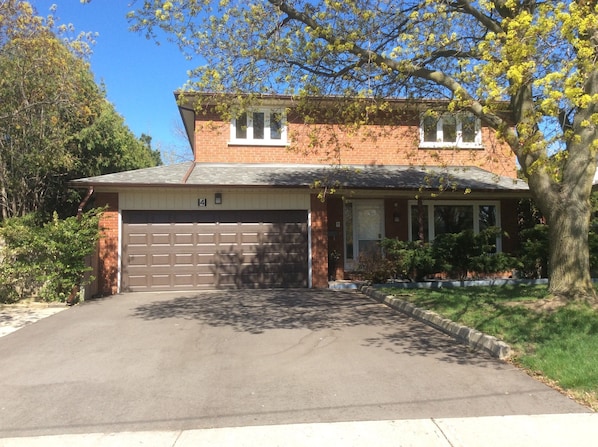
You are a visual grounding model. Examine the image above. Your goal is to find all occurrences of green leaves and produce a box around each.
[0,209,103,303]
[0,4,100,218]
[73,101,162,177]
[430,227,515,280]
[0,2,161,218]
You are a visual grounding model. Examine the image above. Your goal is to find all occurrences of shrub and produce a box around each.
[0,209,103,303]
[468,227,517,278]
[357,250,394,284]
[357,227,515,283]
[517,221,598,278]
[432,227,516,280]
[380,238,435,282]
[431,231,472,279]
[517,224,548,278]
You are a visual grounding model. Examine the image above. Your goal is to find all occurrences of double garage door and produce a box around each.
[121,210,308,291]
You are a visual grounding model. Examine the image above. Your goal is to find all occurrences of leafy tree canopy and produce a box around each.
[74,101,162,178]
[127,0,598,301]
[0,0,161,219]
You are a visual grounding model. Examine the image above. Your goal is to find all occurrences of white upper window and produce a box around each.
[420,112,482,148]
[230,108,287,145]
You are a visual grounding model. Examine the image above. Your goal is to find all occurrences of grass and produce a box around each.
[380,284,598,410]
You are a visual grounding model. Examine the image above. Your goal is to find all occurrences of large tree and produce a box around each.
[0,1,161,218]
[128,0,598,302]
[0,1,99,218]
[74,101,162,179]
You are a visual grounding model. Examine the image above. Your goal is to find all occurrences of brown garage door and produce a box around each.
[121,210,308,291]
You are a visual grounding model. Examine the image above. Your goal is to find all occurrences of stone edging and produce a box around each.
[360,286,512,360]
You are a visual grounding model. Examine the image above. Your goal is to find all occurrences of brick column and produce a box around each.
[310,194,329,288]
[96,192,119,295]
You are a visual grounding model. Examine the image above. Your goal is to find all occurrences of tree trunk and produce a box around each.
[545,195,597,302]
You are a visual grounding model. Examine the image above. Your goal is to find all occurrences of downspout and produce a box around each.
[67,186,94,305]
[182,161,196,184]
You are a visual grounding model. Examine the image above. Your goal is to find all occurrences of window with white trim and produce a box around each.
[230,108,287,145]
[409,201,501,251]
[420,112,482,148]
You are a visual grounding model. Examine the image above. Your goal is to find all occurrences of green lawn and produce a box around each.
[380,284,598,410]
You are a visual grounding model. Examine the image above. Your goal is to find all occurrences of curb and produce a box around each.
[360,286,512,359]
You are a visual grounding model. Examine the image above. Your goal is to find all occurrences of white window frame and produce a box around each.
[419,112,482,149]
[229,107,288,146]
[407,200,502,251]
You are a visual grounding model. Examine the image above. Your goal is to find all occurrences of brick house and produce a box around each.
[72,94,528,294]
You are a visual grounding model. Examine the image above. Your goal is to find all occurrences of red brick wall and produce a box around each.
[96,192,119,295]
[194,115,517,178]
[311,194,329,288]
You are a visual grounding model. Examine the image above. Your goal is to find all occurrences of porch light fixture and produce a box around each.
[214,192,222,205]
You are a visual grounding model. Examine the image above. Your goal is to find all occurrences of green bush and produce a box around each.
[357,250,394,284]
[517,224,549,278]
[358,228,514,283]
[380,238,435,282]
[432,227,515,279]
[0,209,103,303]
[517,224,598,278]
[431,231,472,279]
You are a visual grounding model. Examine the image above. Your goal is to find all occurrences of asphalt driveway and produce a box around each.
[0,289,587,438]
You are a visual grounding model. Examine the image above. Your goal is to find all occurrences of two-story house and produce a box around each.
[72,93,528,295]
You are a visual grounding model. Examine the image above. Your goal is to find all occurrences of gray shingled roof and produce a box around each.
[70,162,529,192]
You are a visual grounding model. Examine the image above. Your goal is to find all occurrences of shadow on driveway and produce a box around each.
[131,289,387,332]
[0,289,587,439]
[129,289,496,366]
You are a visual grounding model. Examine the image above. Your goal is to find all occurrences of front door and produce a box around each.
[344,200,384,270]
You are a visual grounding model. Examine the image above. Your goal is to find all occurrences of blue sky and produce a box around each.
[33,1,195,163]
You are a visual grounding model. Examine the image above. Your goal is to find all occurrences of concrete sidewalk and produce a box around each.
[1,414,597,446]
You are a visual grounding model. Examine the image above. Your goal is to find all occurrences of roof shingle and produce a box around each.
[70,162,529,192]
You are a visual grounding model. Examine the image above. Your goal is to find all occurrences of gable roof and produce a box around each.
[71,163,528,194]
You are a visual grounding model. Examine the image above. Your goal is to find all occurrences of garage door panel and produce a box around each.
[122,210,308,291]
[173,274,194,287]
[150,253,171,266]
[195,244,217,253]
[240,233,260,243]
[197,234,217,244]
[127,254,149,266]
[174,233,194,245]
[150,275,171,287]
[126,275,149,288]
[150,233,172,245]
[174,253,194,266]
[127,233,151,245]
[196,254,216,266]
[220,234,239,244]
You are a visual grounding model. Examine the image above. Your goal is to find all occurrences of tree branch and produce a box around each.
[451,0,503,34]
[267,0,514,145]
